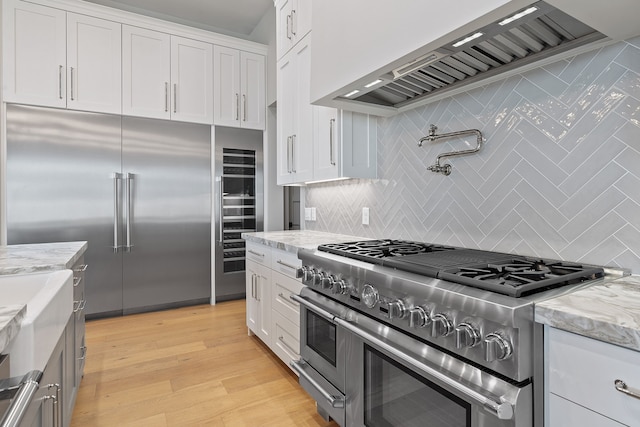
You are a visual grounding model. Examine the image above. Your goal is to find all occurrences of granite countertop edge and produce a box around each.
[242,230,368,253]
[535,275,640,351]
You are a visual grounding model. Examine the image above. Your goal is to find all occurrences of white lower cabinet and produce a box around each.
[546,326,640,426]
[245,241,303,372]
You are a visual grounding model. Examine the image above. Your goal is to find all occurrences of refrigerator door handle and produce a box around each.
[112,173,123,252]
[124,173,134,251]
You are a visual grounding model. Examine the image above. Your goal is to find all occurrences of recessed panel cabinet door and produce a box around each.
[240,51,265,130]
[171,36,213,124]
[2,0,66,108]
[122,25,171,120]
[67,13,122,114]
[213,45,241,127]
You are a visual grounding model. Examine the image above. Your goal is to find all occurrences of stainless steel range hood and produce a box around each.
[310,0,640,117]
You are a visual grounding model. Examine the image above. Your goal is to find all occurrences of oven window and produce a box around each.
[306,310,337,366]
[364,345,471,427]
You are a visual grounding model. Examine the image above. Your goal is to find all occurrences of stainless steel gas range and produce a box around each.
[290,239,624,427]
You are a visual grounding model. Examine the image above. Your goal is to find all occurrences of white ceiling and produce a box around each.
[82,0,274,38]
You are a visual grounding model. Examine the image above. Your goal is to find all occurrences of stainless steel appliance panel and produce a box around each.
[214,126,263,301]
[6,105,123,315]
[121,117,211,313]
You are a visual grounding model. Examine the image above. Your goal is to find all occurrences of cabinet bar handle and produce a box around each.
[248,249,265,257]
[329,118,336,165]
[276,259,298,270]
[165,82,169,112]
[173,83,177,113]
[286,14,292,40]
[286,136,292,173]
[278,292,298,308]
[79,345,87,361]
[243,94,247,121]
[614,379,640,400]
[73,276,82,287]
[74,264,89,272]
[59,65,64,99]
[255,275,260,301]
[278,335,299,355]
[251,274,256,299]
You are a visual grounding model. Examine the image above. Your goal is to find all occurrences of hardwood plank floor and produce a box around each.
[71,300,338,426]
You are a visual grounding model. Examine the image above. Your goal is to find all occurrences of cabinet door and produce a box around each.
[313,106,340,181]
[277,54,295,185]
[255,263,272,344]
[246,261,259,334]
[67,13,121,114]
[291,0,312,43]
[213,45,241,127]
[122,25,171,120]
[170,36,213,124]
[240,52,265,130]
[291,36,314,182]
[2,0,66,108]
[275,0,293,60]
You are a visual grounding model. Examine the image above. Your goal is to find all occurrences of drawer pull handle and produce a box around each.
[615,379,640,400]
[276,259,298,271]
[278,335,299,356]
[248,249,265,257]
[74,264,88,272]
[278,292,298,308]
[73,276,82,287]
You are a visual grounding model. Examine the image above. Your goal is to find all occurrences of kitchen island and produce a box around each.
[0,241,87,353]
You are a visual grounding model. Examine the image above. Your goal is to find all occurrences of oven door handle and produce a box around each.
[334,317,515,420]
[290,294,335,322]
[290,360,345,408]
[1,370,43,427]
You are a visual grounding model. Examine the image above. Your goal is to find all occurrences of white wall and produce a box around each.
[305,37,640,273]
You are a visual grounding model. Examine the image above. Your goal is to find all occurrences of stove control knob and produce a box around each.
[484,333,513,362]
[409,307,430,328]
[298,266,312,283]
[331,279,348,295]
[388,300,407,320]
[455,323,481,349]
[431,313,453,338]
[312,270,324,287]
[361,284,379,308]
[321,274,336,290]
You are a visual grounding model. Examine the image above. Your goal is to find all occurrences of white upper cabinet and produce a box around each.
[275,0,312,60]
[122,26,171,120]
[277,34,314,185]
[67,13,122,114]
[123,27,213,124]
[313,108,377,182]
[3,0,121,114]
[213,46,265,130]
[3,0,67,108]
[170,36,213,124]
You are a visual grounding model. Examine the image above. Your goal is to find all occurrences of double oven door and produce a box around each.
[293,288,532,427]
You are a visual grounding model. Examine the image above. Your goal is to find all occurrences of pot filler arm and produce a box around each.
[418,124,484,176]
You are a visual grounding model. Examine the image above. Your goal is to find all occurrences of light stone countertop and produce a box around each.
[242,230,368,253]
[535,275,640,351]
[0,241,87,354]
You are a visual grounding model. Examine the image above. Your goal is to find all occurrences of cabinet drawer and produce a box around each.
[272,271,303,322]
[548,393,624,427]
[548,327,640,426]
[271,310,300,370]
[271,248,301,278]
[245,241,271,266]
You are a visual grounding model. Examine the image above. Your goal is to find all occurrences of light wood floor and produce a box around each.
[71,300,339,426]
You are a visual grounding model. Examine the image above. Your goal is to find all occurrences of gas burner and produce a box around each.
[440,258,605,297]
[318,239,458,263]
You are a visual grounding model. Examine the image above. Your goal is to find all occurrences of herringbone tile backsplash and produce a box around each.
[305,37,640,274]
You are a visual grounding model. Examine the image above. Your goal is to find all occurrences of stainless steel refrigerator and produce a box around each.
[214,126,263,301]
[6,104,211,317]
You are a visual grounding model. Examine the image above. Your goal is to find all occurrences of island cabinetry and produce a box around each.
[245,241,272,344]
[547,326,640,426]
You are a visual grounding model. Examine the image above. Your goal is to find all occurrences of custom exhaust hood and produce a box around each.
[310,0,640,117]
